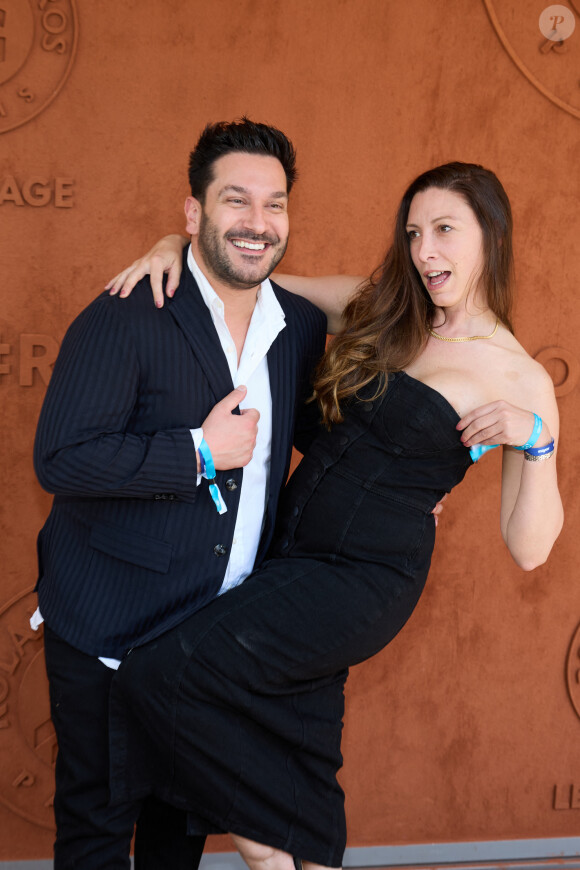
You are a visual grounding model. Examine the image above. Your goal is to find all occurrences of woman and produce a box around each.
[108,164,562,870]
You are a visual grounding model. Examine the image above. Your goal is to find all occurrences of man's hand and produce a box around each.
[202,386,259,470]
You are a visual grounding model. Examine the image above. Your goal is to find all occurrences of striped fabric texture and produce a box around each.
[34,259,326,658]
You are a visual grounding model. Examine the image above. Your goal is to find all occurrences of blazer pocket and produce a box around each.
[89,521,173,574]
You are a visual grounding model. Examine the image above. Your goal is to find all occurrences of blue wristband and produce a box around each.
[198,438,216,478]
[513,414,543,451]
[198,439,227,515]
[469,443,500,463]
[524,438,555,457]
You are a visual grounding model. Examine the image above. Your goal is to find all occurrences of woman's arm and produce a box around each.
[106,237,364,331]
[457,368,563,570]
[498,373,563,570]
[272,274,364,334]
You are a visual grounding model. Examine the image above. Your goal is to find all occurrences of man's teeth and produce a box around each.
[232,240,266,251]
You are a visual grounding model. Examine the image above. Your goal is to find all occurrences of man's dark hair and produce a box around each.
[188,117,297,202]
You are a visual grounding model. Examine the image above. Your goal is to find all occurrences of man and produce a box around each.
[34,119,327,869]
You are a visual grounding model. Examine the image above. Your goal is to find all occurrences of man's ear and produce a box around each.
[184,196,202,235]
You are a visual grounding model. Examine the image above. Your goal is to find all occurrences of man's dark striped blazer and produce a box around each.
[34,263,326,659]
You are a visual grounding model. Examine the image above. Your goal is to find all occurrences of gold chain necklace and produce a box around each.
[428,318,499,343]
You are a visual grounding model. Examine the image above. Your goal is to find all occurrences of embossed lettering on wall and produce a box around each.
[0,589,55,829]
[0,175,74,207]
[553,784,580,810]
[0,0,78,134]
[0,334,60,385]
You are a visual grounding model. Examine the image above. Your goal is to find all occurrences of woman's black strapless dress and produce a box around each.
[110,373,473,867]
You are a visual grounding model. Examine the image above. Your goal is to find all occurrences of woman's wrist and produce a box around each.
[524,439,555,462]
[513,414,552,451]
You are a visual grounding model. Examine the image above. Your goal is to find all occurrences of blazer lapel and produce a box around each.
[167,265,298,480]
[167,259,234,402]
[264,292,299,515]
[267,326,294,476]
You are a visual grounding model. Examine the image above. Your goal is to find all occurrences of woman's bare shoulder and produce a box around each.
[496,328,555,399]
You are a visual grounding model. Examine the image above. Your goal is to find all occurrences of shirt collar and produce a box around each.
[187,246,285,327]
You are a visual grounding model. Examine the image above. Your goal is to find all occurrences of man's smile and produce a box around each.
[226,231,281,258]
[231,239,268,252]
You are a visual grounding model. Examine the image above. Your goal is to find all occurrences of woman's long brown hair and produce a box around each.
[314,162,515,426]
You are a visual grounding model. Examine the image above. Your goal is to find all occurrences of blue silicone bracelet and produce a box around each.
[513,414,543,451]
[524,438,554,458]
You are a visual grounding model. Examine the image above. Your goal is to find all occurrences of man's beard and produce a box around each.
[198,212,288,289]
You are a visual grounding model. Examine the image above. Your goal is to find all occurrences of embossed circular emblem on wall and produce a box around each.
[0,0,78,134]
[566,622,580,721]
[483,0,580,120]
[0,589,55,828]
[534,346,580,397]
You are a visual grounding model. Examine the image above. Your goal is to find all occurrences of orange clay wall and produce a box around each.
[0,0,579,862]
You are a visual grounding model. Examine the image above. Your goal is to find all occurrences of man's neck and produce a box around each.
[189,247,260,363]
[214,282,260,319]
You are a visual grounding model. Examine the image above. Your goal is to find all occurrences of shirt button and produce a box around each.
[225,479,238,491]
[340,436,349,445]
[213,544,227,557]
[292,506,299,517]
